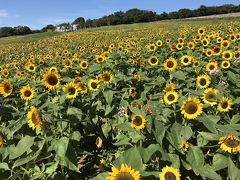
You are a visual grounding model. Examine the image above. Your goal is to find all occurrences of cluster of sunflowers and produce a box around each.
[0,19,240,179]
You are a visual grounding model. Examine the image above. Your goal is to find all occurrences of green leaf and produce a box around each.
[169,154,180,169]
[198,115,219,133]
[198,132,220,141]
[140,144,160,163]
[67,107,82,116]
[228,157,240,180]
[115,146,143,171]
[9,135,35,159]
[199,165,221,180]
[230,114,240,124]
[104,105,115,116]
[0,162,10,170]
[70,131,81,141]
[186,146,204,174]
[233,97,240,104]
[91,172,108,180]
[103,90,114,104]
[212,153,228,171]
[102,122,111,138]
[45,162,58,176]
[172,71,186,80]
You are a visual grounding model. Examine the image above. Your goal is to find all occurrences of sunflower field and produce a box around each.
[0,19,240,180]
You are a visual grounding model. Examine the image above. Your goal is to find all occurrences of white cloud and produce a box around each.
[0,9,8,17]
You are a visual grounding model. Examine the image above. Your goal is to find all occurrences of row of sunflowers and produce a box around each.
[0,19,240,179]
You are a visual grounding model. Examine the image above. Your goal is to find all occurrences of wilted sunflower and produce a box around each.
[88,79,99,91]
[62,82,79,99]
[163,58,177,71]
[101,71,113,84]
[0,80,13,97]
[202,88,218,106]
[196,75,210,89]
[63,59,72,68]
[222,50,233,61]
[131,115,146,130]
[181,55,192,66]
[27,106,42,130]
[218,135,240,153]
[187,41,195,50]
[106,164,141,180]
[148,56,158,66]
[164,91,179,105]
[42,70,61,91]
[217,97,232,112]
[129,87,137,98]
[181,97,202,120]
[206,61,218,72]
[221,61,231,69]
[79,60,88,70]
[20,84,35,101]
[159,166,181,180]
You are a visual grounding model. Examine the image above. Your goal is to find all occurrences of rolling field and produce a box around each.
[0,18,240,179]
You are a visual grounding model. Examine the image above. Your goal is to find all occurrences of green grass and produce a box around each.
[0,32,61,47]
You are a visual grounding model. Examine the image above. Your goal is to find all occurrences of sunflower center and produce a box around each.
[31,112,40,125]
[47,74,58,86]
[224,53,230,58]
[206,92,216,100]
[221,101,228,109]
[223,62,229,67]
[133,116,143,126]
[183,58,189,63]
[82,62,87,67]
[224,139,240,148]
[68,87,76,95]
[200,78,206,86]
[115,172,134,180]
[167,94,175,101]
[91,82,98,89]
[185,101,198,114]
[151,58,157,64]
[167,61,174,68]
[164,172,177,180]
[30,66,34,70]
[103,74,110,81]
[4,84,11,93]
[209,65,215,70]
[24,90,32,97]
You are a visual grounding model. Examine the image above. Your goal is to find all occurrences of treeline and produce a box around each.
[0,4,240,37]
[55,4,240,31]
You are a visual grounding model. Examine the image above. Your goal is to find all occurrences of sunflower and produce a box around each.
[106,164,141,180]
[180,141,189,152]
[20,84,35,101]
[217,97,232,112]
[196,75,210,89]
[42,70,61,91]
[181,97,203,120]
[222,50,233,61]
[164,91,178,105]
[192,60,200,68]
[221,40,230,48]
[164,83,175,92]
[187,41,195,50]
[78,82,88,94]
[221,61,231,69]
[131,115,146,130]
[0,80,13,97]
[26,63,36,72]
[96,55,105,63]
[213,46,222,56]
[181,55,192,66]
[27,106,42,130]
[218,135,240,153]
[129,87,137,98]
[101,71,113,84]
[148,56,158,66]
[206,61,218,72]
[79,60,88,70]
[176,43,183,50]
[202,88,218,106]
[62,82,79,99]
[205,49,214,57]
[198,27,205,35]
[63,59,72,68]
[163,58,177,71]
[88,79,99,91]
[159,166,181,180]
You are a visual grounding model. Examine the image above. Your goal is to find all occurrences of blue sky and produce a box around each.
[0,0,239,29]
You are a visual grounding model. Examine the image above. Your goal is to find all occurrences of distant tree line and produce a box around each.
[0,4,240,37]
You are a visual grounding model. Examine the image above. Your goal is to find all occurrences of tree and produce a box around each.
[42,24,56,32]
[72,17,85,30]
